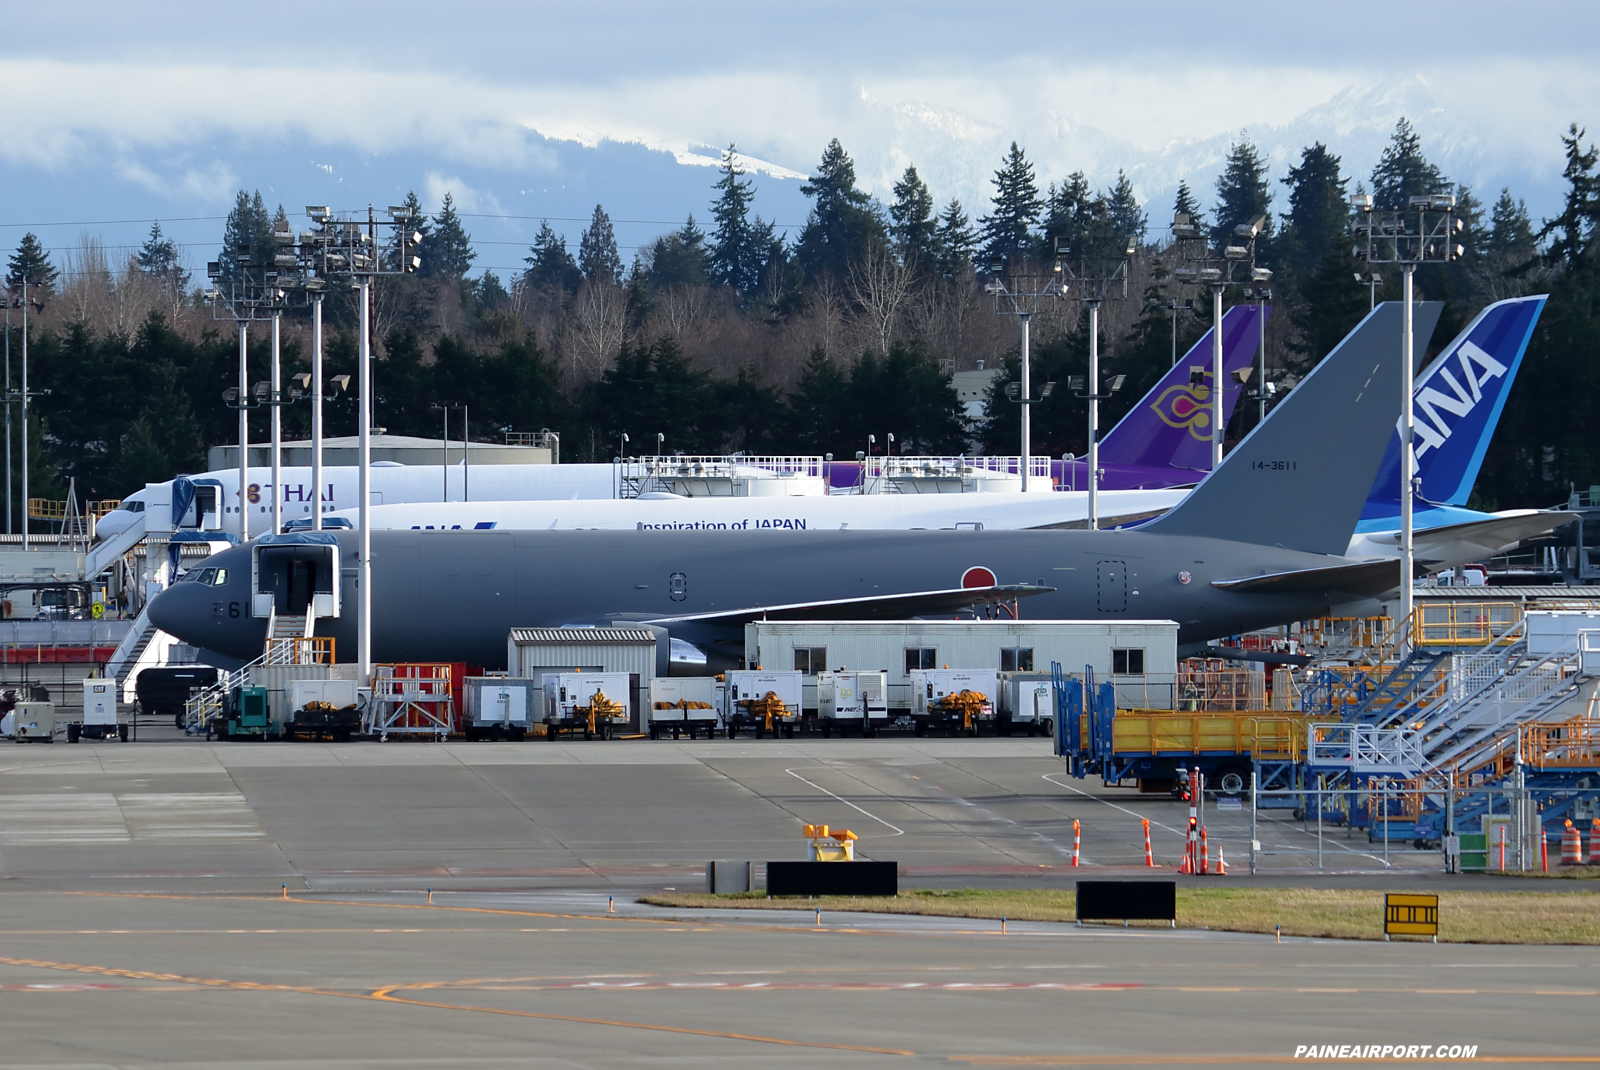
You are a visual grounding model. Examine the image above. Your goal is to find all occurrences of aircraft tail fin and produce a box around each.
[1143,301,1443,557]
[1361,295,1546,521]
[1099,303,1265,472]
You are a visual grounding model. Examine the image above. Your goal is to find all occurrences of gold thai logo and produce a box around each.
[1149,381,1213,440]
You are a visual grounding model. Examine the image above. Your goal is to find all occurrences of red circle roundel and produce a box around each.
[961,566,997,589]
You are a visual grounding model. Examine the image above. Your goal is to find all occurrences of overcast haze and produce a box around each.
[4,2,1595,274]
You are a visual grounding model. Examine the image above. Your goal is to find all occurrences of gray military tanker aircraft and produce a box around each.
[150,302,1442,672]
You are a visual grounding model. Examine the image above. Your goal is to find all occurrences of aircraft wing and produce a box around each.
[1366,511,1579,564]
[639,584,1055,627]
[1210,559,1412,597]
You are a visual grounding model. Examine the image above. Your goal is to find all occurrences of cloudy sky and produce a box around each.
[3,1,1595,276]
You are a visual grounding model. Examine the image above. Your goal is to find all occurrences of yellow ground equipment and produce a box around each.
[579,689,626,739]
[739,691,790,734]
[940,689,991,732]
[803,823,858,862]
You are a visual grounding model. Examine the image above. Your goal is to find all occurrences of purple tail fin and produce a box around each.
[1097,304,1266,473]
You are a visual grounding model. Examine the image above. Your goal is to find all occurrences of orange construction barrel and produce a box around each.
[1561,819,1583,866]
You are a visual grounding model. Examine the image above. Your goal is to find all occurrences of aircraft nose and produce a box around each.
[146,581,200,640]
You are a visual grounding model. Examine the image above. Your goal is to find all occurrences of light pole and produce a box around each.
[16,279,42,551]
[1171,212,1271,469]
[1350,192,1463,642]
[1355,270,1384,311]
[1243,285,1272,425]
[205,247,273,541]
[3,298,12,535]
[1149,296,1194,367]
[986,258,1065,492]
[1058,236,1136,527]
[296,203,422,681]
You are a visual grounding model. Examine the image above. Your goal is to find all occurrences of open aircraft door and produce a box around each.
[249,533,340,620]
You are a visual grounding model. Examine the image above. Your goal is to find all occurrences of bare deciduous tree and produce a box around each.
[565,280,627,381]
[847,241,918,356]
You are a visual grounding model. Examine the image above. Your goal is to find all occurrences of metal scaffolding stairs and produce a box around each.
[1422,660,1591,771]
[105,606,174,702]
[1341,648,1451,725]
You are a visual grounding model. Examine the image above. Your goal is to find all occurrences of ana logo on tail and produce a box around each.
[1414,341,1509,459]
[1148,380,1213,441]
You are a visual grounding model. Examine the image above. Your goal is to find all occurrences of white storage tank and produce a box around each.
[909,669,997,736]
[722,671,803,739]
[648,677,718,739]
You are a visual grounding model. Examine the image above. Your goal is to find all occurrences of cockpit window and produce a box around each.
[121,501,145,513]
[185,567,216,585]
[212,568,227,586]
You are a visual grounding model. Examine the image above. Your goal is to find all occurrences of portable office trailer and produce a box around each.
[909,669,997,736]
[999,672,1056,736]
[542,671,635,740]
[815,670,888,736]
[648,677,718,739]
[722,670,803,738]
[462,677,539,741]
[744,620,1180,712]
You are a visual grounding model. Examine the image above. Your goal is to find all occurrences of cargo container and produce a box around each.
[282,678,361,741]
[999,672,1056,736]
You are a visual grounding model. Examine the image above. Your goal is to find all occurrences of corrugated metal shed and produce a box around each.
[509,628,658,643]
[507,627,658,680]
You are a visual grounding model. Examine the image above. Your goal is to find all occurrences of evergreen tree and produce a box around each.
[1276,143,1348,284]
[219,190,273,288]
[6,233,59,295]
[420,193,476,280]
[889,165,937,267]
[523,220,582,294]
[796,139,884,284]
[786,347,853,453]
[1172,182,1205,229]
[980,142,1043,264]
[708,144,761,295]
[1370,118,1449,211]
[1487,188,1536,272]
[578,203,624,286]
[848,343,969,454]
[1212,138,1274,259]
[135,222,185,285]
[644,216,710,290]
[933,199,978,278]
[1541,124,1599,268]
[1106,170,1147,246]
[1042,173,1113,261]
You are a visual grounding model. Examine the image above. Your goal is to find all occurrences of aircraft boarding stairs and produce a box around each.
[83,517,150,580]
[105,605,177,703]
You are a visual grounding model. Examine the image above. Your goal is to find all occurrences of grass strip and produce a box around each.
[639,886,1600,944]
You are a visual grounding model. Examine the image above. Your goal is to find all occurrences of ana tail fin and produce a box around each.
[1143,301,1443,556]
[1361,294,1546,519]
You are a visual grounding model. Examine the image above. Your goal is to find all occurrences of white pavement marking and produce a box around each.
[1041,773,1186,837]
[784,768,905,835]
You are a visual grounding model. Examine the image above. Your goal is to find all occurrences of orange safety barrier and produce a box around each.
[1561,820,1583,866]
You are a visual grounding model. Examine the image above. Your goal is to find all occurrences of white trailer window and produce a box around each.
[793,647,827,673]
[905,647,937,672]
[1000,647,1034,672]
[1112,648,1145,674]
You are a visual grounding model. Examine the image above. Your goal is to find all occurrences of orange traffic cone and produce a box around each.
[1216,846,1227,875]
[1561,819,1583,866]
[1590,819,1600,865]
[1142,818,1155,867]
[1200,827,1210,875]
[1071,819,1080,867]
